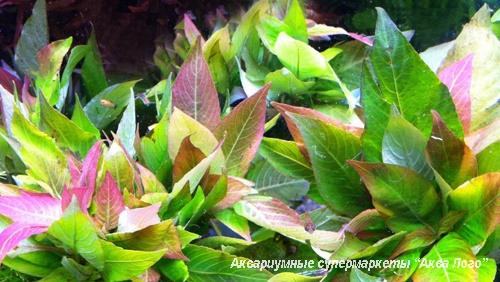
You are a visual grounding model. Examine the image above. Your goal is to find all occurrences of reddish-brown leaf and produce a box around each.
[95,172,126,232]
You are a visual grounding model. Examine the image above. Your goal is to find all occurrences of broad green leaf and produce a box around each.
[247,160,309,205]
[283,0,308,43]
[99,240,166,282]
[116,91,136,156]
[61,257,100,281]
[196,236,253,251]
[214,84,270,177]
[329,232,371,260]
[289,113,370,216]
[106,220,173,251]
[477,255,496,282]
[351,268,384,282]
[168,108,223,174]
[382,106,432,179]
[71,96,100,138]
[426,111,477,189]
[83,80,138,130]
[171,39,220,131]
[156,259,188,282]
[215,208,251,242]
[265,68,312,95]
[14,0,48,76]
[412,233,478,281]
[140,113,171,182]
[203,26,231,94]
[349,231,406,260]
[442,6,500,132]
[95,171,125,232]
[178,187,204,226]
[35,37,72,105]
[270,273,322,282]
[230,0,269,57]
[256,14,293,52]
[3,251,61,278]
[11,106,70,196]
[363,8,463,161]
[81,30,108,98]
[349,161,442,232]
[183,244,273,281]
[99,141,134,193]
[39,93,97,158]
[39,267,78,282]
[136,163,166,194]
[234,196,342,251]
[437,210,468,236]
[274,32,327,80]
[389,228,436,260]
[330,40,369,90]
[448,173,500,248]
[477,142,500,174]
[437,54,474,134]
[47,198,104,270]
[258,137,314,182]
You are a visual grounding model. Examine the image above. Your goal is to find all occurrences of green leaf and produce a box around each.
[289,113,370,216]
[215,208,251,242]
[283,0,308,43]
[178,188,204,226]
[183,244,273,281]
[258,138,314,182]
[14,0,49,76]
[329,232,371,260]
[214,84,270,177]
[477,255,496,282]
[11,106,70,196]
[59,44,90,109]
[71,96,100,138]
[349,161,442,232]
[116,91,136,156]
[106,220,173,251]
[382,106,432,179]
[265,68,312,95]
[426,111,477,189]
[83,80,138,130]
[156,259,188,282]
[34,37,72,105]
[81,30,108,98]
[247,160,309,205]
[389,228,436,259]
[140,113,171,183]
[270,273,322,282]
[99,240,166,282]
[202,26,231,95]
[172,38,220,131]
[39,93,97,158]
[47,197,104,270]
[477,142,500,174]
[234,196,342,251]
[330,40,369,90]
[442,6,500,131]
[448,173,500,248]
[230,0,269,57]
[437,210,468,237]
[61,257,100,281]
[273,32,328,80]
[349,231,406,260]
[2,251,61,278]
[412,233,478,281]
[362,8,463,161]
[350,268,384,282]
[99,141,134,193]
[39,267,78,282]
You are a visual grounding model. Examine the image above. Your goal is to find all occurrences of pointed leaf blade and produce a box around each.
[172,39,220,130]
[116,90,136,156]
[96,172,125,232]
[214,84,270,177]
[0,193,62,225]
[117,203,161,233]
[0,223,48,264]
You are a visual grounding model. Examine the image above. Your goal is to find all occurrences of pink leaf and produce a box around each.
[96,172,126,232]
[211,176,256,212]
[183,14,205,45]
[61,186,93,214]
[172,39,220,131]
[438,53,474,134]
[0,223,48,265]
[348,32,373,46]
[213,84,270,177]
[66,152,82,186]
[0,67,22,95]
[78,141,103,191]
[117,203,161,233]
[0,193,62,226]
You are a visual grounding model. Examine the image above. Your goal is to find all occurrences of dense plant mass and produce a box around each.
[0,0,500,281]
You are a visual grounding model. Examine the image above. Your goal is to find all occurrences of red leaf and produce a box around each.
[61,186,93,214]
[211,176,255,212]
[173,136,207,183]
[0,67,22,95]
[78,141,103,191]
[95,172,126,232]
[438,53,473,134]
[183,14,205,45]
[172,39,220,131]
[213,84,270,177]
[0,223,48,265]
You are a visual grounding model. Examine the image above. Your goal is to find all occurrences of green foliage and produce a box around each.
[0,1,499,281]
